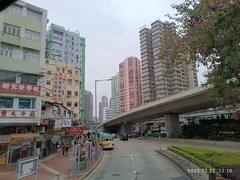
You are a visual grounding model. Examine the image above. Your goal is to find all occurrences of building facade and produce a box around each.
[119,56,142,113]
[46,23,86,122]
[111,73,120,117]
[98,96,108,122]
[42,59,81,120]
[85,90,93,123]
[0,1,47,164]
[139,20,198,103]
[103,107,113,122]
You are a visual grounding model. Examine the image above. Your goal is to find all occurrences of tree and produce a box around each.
[160,0,240,104]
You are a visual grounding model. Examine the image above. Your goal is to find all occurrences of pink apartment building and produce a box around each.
[119,56,142,113]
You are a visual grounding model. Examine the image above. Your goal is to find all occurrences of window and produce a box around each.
[74,102,78,107]
[67,79,72,85]
[56,67,60,72]
[3,23,20,36]
[47,71,51,75]
[0,45,13,58]
[68,69,72,74]
[46,92,50,97]
[0,97,13,108]
[75,71,78,75]
[18,98,35,109]
[0,71,16,83]
[75,80,79,86]
[25,29,41,41]
[46,81,51,85]
[67,91,72,96]
[21,74,38,85]
[27,8,42,21]
[23,50,40,63]
[74,91,78,96]
[67,101,72,107]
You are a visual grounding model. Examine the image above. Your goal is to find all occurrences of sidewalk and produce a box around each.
[0,148,75,180]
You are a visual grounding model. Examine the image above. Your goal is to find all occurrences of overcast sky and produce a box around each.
[25,0,207,114]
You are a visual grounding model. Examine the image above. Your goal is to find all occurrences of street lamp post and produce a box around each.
[94,79,112,122]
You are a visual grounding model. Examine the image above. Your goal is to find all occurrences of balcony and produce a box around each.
[0,109,39,124]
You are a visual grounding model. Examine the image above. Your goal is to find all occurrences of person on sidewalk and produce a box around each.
[65,143,69,157]
[61,143,65,156]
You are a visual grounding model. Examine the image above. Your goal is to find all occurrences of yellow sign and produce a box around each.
[0,156,6,166]
[10,134,36,145]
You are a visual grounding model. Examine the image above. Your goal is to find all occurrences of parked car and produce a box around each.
[128,132,141,138]
[120,134,128,141]
[112,133,117,138]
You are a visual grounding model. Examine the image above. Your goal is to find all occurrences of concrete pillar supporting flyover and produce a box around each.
[164,113,180,137]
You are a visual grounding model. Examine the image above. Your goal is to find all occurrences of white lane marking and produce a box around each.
[130,154,137,179]
[130,154,134,161]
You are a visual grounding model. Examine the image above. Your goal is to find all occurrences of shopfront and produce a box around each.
[8,134,36,163]
[0,135,9,166]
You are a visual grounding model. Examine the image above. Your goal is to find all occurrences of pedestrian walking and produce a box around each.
[65,143,69,157]
[61,143,65,156]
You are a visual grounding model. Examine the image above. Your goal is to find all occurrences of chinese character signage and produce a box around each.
[0,82,40,96]
[0,110,36,118]
[67,127,84,136]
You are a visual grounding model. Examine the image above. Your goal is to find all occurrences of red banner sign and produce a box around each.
[0,82,40,96]
[67,127,84,136]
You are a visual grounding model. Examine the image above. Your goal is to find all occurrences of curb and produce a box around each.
[81,150,104,180]
[156,150,208,180]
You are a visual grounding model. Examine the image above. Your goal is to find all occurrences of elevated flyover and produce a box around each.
[99,86,217,136]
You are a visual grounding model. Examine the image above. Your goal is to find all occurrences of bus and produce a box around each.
[98,132,114,150]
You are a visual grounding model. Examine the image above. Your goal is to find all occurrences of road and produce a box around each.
[87,138,189,180]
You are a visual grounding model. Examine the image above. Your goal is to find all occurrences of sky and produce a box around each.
[25,0,207,115]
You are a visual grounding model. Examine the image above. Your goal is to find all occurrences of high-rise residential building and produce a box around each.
[85,90,93,123]
[42,59,81,120]
[98,96,108,122]
[139,26,156,104]
[0,1,47,162]
[119,56,142,113]
[111,73,120,117]
[103,107,112,122]
[139,20,198,103]
[46,23,86,122]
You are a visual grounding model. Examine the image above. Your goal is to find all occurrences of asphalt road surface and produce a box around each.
[87,138,190,180]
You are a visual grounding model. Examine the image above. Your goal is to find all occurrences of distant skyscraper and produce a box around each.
[119,56,142,113]
[99,96,108,122]
[85,91,93,123]
[139,20,198,103]
[111,73,120,117]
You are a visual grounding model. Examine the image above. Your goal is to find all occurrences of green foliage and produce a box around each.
[147,132,160,137]
[161,0,240,104]
[181,121,240,141]
[170,146,240,168]
[168,146,212,169]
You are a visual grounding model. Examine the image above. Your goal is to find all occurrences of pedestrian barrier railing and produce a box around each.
[48,145,103,180]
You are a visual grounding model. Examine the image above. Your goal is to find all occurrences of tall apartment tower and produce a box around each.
[0,1,47,162]
[46,23,86,122]
[139,20,198,103]
[42,59,81,120]
[111,73,120,117]
[119,57,142,113]
[139,27,156,104]
[85,90,93,123]
[98,96,108,122]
